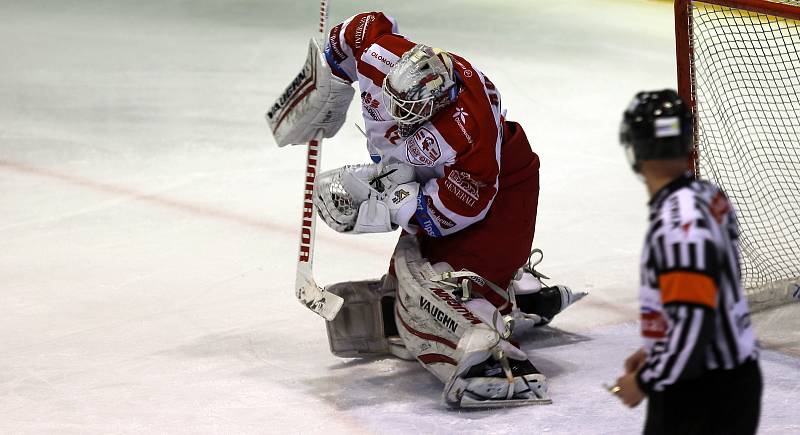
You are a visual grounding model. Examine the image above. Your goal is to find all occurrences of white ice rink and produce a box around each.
[1,0,798,433]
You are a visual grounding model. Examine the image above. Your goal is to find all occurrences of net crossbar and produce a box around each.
[676,0,800,311]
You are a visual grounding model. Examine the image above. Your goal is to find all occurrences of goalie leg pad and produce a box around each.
[325,278,409,358]
[392,235,551,407]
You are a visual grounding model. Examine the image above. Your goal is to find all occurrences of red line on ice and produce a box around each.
[0,159,385,255]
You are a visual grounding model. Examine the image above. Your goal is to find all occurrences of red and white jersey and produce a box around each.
[325,12,505,237]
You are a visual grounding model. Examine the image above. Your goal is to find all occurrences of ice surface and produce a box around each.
[0,0,797,433]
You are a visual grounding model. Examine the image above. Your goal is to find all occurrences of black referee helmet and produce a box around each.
[619,89,694,172]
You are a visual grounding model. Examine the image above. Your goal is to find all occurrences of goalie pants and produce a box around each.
[416,120,540,310]
[643,358,762,435]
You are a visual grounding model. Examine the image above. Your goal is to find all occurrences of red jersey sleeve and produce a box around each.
[325,12,399,82]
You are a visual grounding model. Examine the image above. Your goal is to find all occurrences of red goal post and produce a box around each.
[674,0,800,311]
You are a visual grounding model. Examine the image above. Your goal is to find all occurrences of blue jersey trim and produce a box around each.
[324,44,352,82]
[415,193,442,238]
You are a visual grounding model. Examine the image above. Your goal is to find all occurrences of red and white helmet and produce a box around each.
[382,44,457,135]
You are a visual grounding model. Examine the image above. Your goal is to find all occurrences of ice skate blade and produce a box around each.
[443,379,553,409]
[456,394,553,408]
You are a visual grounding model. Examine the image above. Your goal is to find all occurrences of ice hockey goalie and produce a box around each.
[268,11,586,408]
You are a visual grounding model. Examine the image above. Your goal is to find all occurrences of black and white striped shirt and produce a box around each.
[636,173,758,393]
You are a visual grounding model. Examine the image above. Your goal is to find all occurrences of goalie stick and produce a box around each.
[295,134,343,320]
[270,0,344,321]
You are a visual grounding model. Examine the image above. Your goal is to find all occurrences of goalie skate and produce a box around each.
[443,353,552,409]
[509,249,588,327]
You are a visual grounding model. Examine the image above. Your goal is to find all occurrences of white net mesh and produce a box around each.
[689,0,800,310]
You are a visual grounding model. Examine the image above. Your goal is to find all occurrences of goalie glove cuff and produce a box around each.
[386,182,419,233]
[351,182,420,234]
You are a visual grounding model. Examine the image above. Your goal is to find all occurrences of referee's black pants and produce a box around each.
[643,358,762,435]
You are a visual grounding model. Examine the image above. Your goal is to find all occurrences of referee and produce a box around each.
[613,89,762,435]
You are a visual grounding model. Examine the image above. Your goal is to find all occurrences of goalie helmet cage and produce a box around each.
[675,0,800,311]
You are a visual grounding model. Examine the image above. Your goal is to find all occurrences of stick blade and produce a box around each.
[296,280,344,321]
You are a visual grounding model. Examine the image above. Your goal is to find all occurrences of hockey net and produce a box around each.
[676,0,800,311]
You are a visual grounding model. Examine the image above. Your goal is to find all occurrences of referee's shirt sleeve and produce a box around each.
[636,220,718,394]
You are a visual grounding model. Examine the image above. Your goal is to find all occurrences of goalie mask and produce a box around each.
[383,44,457,137]
[619,89,694,173]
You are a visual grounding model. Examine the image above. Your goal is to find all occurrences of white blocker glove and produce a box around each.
[266,38,355,146]
[314,163,419,234]
[350,181,420,233]
[344,163,419,234]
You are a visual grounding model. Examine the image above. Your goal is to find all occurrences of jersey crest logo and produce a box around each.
[405,127,441,166]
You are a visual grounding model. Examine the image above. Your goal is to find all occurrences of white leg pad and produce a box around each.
[392,235,551,407]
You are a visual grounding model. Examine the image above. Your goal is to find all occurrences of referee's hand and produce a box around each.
[614,372,645,408]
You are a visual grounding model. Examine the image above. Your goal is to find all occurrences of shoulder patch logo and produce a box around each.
[405,127,441,166]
